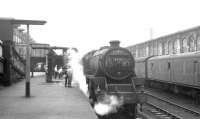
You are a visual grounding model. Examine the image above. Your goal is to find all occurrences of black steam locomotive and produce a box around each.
[82,40,146,116]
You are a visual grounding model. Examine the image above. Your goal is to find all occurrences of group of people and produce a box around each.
[54,65,63,79]
[54,65,72,87]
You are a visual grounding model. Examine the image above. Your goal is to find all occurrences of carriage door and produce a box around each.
[161,59,171,82]
[168,60,172,82]
[194,60,200,84]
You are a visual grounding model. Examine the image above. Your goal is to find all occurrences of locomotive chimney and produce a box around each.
[109,40,120,48]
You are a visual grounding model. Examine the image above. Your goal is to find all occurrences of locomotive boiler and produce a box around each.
[82,40,146,117]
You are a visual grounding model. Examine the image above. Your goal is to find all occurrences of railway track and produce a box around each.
[143,102,183,119]
[143,92,200,119]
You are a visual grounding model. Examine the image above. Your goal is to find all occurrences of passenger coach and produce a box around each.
[127,26,200,103]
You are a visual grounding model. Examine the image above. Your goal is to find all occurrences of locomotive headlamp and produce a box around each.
[117,72,121,75]
[96,85,101,93]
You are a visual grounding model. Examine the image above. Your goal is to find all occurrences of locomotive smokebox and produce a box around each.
[109,40,120,48]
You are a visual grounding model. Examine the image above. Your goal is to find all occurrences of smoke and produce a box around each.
[66,49,88,96]
[94,94,124,116]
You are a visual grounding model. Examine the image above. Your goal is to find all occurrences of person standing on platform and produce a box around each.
[58,67,63,79]
[64,71,68,87]
[67,68,73,87]
[54,65,58,79]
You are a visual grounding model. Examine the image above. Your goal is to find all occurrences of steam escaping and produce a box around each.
[94,94,124,116]
[65,49,88,96]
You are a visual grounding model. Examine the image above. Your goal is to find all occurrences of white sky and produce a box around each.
[1,0,200,55]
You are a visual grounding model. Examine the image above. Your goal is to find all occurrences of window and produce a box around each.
[197,36,200,51]
[142,46,146,57]
[174,39,180,54]
[169,41,173,54]
[182,38,188,53]
[146,45,149,56]
[158,42,162,55]
[153,42,158,55]
[138,47,141,57]
[149,44,154,56]
[135,48,139,57]
[188,35,195,52]
[164,41,169,55]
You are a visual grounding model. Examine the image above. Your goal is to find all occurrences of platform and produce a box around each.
[0,75,98,119]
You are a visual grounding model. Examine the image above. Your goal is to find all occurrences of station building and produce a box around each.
[0,18,47,85]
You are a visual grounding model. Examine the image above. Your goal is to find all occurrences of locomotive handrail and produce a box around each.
[131,77,136,90]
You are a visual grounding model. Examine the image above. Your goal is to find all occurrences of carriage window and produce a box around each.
[142,46,146,57]
[146,45,149,56]
[182,38,188,53]
[135,48,139,57]
[153,42,158,56]
[138,47,142,57]
[197,36,200,51]
[149,44,154,56]
[188,35,195,52]
[158,42,162,55]
[174,39,180,54]
[169,41,173,54]
[164,41,168,55]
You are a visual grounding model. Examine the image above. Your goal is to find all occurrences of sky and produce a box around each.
[1,0,200,55]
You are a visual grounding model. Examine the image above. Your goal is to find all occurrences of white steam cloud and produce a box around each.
[94,94,124,115]
[66,49,88,96]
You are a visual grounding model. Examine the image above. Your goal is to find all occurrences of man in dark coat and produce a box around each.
[64,71,68,87]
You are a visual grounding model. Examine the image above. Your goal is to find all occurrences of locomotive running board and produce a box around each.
[97,92,147,104]
[106,83,135,92]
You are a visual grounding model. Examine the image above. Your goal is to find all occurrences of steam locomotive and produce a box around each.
[82,40,146,116]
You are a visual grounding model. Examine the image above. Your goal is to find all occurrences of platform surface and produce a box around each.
[0,75,98,119]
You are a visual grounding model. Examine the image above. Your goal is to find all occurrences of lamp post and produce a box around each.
[26,24,31,97]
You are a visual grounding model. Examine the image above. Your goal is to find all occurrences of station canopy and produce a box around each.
[11,19,46,25]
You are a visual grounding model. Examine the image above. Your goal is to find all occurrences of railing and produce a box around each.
[2,40,25,86]
[11,46,25,76]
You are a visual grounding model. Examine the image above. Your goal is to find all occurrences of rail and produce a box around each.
[145,92,200,117]
[145,102,183,119]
